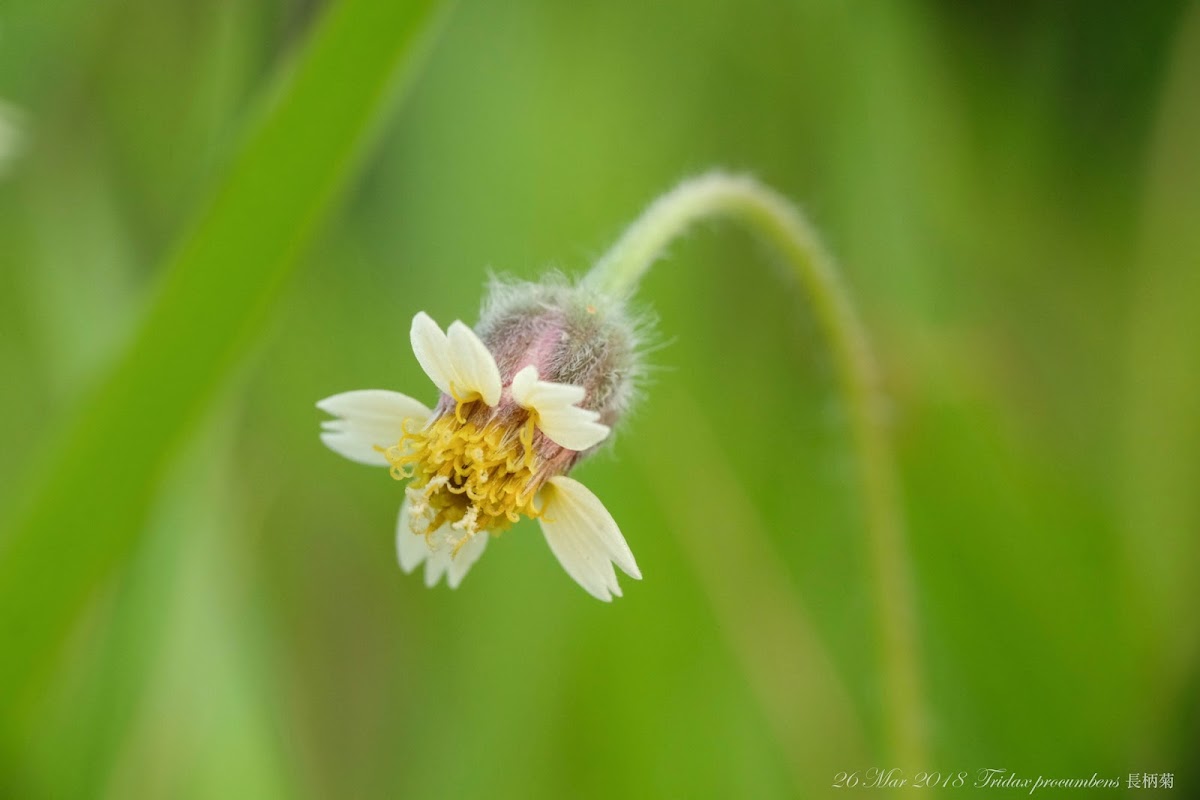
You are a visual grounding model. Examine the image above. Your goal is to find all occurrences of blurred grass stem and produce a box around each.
[587,172,926,766]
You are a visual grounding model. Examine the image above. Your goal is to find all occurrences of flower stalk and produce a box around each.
[586,172,926,766]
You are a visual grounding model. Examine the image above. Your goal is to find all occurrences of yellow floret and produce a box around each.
[382,406,543,544]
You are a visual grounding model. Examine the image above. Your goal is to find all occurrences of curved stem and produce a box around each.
[588,172,925,766]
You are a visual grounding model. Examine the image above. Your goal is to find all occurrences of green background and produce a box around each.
[1,0,1197,797]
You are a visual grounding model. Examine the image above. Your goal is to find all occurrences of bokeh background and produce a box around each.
[2,0,1199,797]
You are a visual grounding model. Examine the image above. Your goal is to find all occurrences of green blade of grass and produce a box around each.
[1122,0,1200,768]
[0,0,446,745]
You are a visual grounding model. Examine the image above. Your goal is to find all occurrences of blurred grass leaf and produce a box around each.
[0,0,446,742]
[1122,0,1200,771]
[1123,0,1200,638]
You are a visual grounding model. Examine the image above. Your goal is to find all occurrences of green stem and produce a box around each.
[587,172,925,766]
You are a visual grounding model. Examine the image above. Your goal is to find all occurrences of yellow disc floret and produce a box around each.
[381,402,543,551]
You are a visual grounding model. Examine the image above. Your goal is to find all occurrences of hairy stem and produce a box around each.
[587,172,925,766]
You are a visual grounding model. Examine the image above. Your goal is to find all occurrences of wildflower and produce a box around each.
[318,279,642,600]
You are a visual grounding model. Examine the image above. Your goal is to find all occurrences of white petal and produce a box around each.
[411,313,503,407]
[410,312,456,397]
[424,539,453,588]
[540,476,640,601]
[317,389,432,466]
[547,476,640,578]
[535,407,610,451]
[510,365,538,403]
[510,366,610,451]
[511,366,584,406]
[396,499,432,573]
[320,431,390,467]
[446,321,502,406]
[447,533,489,589]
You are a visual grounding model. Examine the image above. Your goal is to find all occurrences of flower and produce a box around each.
[318,279,642,601]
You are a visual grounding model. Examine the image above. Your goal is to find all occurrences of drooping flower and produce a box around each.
[318,278,643,600]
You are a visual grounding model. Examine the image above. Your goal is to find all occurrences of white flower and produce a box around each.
[318,311,641,601]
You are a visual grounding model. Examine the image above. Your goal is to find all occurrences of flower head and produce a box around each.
[318,277,642,600]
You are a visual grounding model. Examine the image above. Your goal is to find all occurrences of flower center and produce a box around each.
[382,402,544,551]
